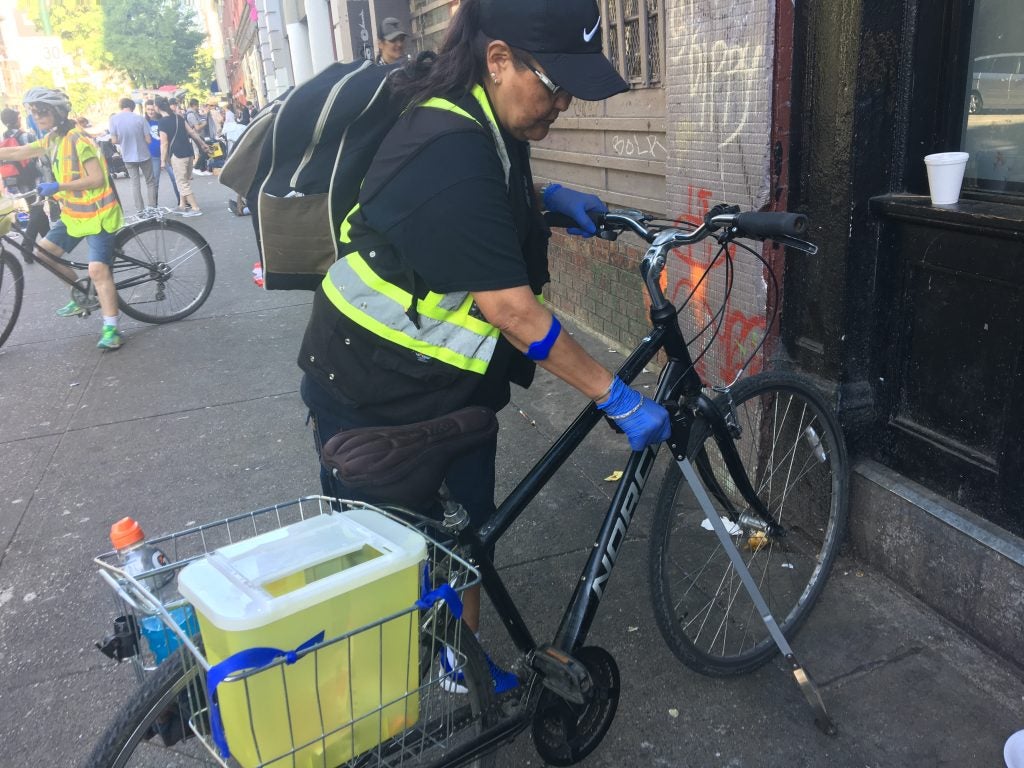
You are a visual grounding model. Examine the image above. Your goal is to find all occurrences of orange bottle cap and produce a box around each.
[110,517,144,550]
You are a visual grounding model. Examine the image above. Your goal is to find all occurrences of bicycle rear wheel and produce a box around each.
[113,219,214,324]
[0,250,24,349]
[87,617,497,768]
[649,371,849,676]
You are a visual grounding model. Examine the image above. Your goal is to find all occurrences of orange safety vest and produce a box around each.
[49,129,121,234]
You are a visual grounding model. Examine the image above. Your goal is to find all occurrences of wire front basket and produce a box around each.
[95,496,485,768]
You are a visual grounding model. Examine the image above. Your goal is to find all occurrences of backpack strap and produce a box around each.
[418,84,510,190]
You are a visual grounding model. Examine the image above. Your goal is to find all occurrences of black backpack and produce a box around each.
[220,60,402,291]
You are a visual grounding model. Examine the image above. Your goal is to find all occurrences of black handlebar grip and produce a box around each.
[543,212,579,229]
[733,211,808,238]
[542,211,605,231]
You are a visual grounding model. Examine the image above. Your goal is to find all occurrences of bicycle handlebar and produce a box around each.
[544,205,818,312]
[544,207,812,245]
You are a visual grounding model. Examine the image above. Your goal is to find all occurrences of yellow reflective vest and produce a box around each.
[320,85,511,376]
[38,128,123,237]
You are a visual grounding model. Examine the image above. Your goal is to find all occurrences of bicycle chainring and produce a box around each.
[530,646,620,766]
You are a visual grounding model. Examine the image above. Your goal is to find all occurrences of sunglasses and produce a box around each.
[529,66,564,98]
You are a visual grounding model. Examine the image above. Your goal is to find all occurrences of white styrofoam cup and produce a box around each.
[924,151,969,205]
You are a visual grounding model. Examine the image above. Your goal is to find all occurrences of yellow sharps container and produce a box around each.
[178,507,426,768]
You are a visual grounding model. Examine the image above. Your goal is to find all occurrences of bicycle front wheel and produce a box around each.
[649,371,849,676]
[0,250,24,349]
[113,219,214,324]
[88,617,497,768]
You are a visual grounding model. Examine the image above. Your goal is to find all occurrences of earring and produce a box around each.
[490,71,499,84]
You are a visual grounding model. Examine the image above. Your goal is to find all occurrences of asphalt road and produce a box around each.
[0,174,1022,767]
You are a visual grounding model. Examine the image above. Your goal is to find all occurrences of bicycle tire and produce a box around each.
[0,250,24,349]
[87,617,497,768]
[84,649,206,768]
[648,371,849,676]
[112,218,214,324]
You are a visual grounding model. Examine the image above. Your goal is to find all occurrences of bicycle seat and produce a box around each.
[320,406,498,508]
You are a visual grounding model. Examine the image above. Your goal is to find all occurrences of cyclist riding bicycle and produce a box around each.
[0,87,125,350]
[298,0,670,689]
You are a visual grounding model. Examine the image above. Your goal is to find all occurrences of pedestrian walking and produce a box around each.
[108,98,156,211]
[156,95,208,217]
[144,99,179,207]
[185,98,210,174]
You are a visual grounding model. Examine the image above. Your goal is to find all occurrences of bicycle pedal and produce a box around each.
[529,644,593,705]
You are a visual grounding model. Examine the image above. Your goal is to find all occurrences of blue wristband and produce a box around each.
[525,315,562,361]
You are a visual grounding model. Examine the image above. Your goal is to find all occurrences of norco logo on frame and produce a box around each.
[591,446,657,599]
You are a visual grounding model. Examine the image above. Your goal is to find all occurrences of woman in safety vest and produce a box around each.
[0,88,125,350]
[298,0,670,688]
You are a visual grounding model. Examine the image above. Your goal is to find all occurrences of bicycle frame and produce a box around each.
[439,218,836,756]
[464,299,721,654]
[0,229,172,296]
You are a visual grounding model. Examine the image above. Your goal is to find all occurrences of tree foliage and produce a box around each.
[102,0,206,88]
[184,44,216,103]
[19,0,206,90]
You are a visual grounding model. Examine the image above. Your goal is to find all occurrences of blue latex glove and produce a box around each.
[36,182,59,197]
[542,183,607,238]
[597,377,671,451]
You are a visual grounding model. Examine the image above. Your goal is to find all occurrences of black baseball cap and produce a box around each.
[378,17,407,41]
[479,0,628,101]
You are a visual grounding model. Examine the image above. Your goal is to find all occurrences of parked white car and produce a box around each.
[970,53,1024,114]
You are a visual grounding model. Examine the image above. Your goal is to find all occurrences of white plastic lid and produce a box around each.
[178,508,426,632]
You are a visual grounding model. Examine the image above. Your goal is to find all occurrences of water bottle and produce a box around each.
[110,517,198,663]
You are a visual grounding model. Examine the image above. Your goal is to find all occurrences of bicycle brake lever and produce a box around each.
[772,235,819,255]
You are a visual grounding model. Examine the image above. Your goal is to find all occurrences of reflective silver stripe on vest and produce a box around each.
[326,256,498,369]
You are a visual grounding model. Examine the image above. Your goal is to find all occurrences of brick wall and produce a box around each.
[544,1,778,385]
[545,230,653,351]
[661,0,775,385]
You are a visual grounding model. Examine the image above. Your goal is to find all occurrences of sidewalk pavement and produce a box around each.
[0,175,1021,767]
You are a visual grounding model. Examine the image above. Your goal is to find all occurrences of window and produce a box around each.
[961,0,1024,193]
[603,0,664,88]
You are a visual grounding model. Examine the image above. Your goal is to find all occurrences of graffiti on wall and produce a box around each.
[568,99,600,119]
[611,133,668,159]
[668,186,765,384]
[684,2,769,151]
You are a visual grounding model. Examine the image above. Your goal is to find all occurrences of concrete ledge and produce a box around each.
[851,459,1024,669]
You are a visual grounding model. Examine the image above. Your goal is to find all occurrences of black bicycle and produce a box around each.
[0,195,214,349]
[88,206,847,767]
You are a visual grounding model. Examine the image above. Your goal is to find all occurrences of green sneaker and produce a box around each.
[97,325,122,350]
[56,300,84,317]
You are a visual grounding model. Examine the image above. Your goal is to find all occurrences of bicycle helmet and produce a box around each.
[22,87,72,120]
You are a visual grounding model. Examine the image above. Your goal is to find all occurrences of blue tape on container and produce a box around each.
[205,631,326,759]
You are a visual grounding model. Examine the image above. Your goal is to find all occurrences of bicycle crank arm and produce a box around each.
[677,458,837,736]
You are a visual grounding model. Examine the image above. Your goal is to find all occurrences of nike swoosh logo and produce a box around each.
[583,17,601,43]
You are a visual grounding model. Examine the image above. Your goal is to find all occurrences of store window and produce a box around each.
[962,0,1024,193]
[603,0,664,88]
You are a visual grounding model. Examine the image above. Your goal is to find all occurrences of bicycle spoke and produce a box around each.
[650,373,848,675]
[113,221,214,324]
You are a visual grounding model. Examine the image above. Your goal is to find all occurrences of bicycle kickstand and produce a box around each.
[677,458,838,736]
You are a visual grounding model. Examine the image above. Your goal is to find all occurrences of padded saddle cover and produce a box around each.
[320,406,498,507]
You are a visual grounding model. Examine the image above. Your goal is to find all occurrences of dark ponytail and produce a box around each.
[388,0,491,108]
